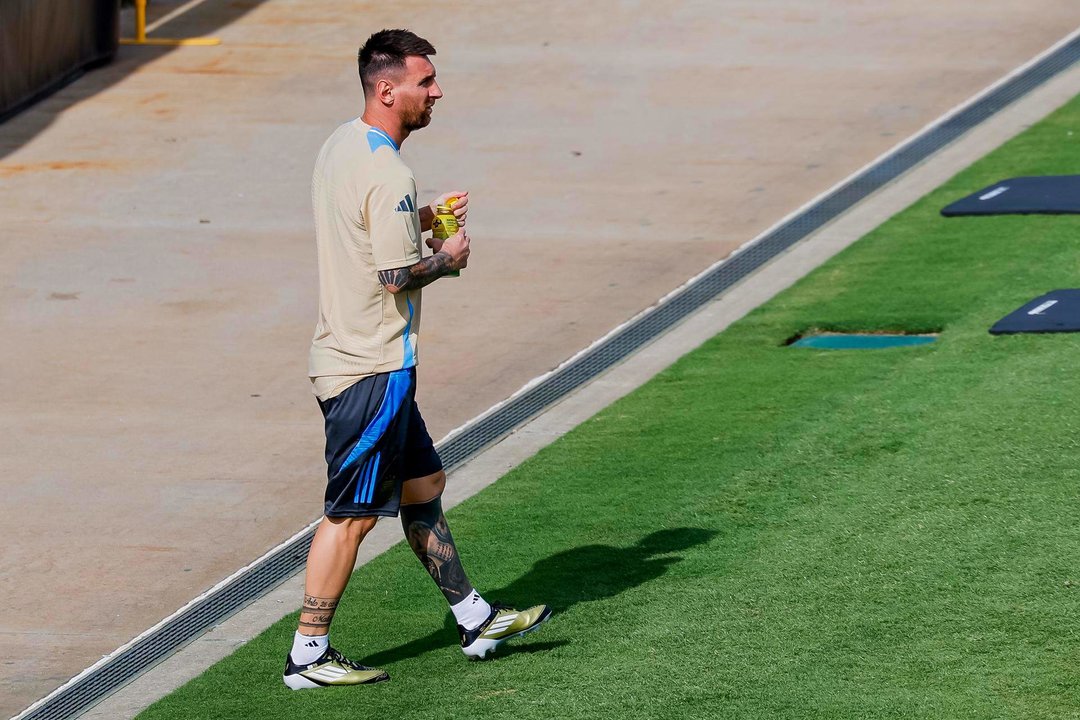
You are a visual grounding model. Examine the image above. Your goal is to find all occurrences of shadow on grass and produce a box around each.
[364,527,718,667]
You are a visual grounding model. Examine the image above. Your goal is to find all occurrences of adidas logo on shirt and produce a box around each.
[395,195,415,213]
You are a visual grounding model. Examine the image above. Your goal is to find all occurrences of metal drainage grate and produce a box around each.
[18,31,1080,720]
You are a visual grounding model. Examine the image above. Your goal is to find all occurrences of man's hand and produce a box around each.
[420,190,469,234]
[439,228,470,271]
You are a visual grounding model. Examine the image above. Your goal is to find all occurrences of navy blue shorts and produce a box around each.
[318,367,443,518]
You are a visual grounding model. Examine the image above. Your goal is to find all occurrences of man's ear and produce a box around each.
[376,78,394,107]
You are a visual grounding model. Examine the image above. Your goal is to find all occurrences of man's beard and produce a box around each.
[403,105,432,131]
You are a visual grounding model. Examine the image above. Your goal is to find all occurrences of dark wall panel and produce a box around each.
[0,0,119,122]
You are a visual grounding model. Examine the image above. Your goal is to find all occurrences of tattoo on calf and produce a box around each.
[378,252,454,293]
[400,497,472,604]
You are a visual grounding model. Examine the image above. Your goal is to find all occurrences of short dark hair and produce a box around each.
[358,29,436,95]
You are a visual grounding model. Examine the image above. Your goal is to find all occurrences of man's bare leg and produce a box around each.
[298,515,378,635]
[283,515,389,689]
[399,471,477,603]
[398,470,551,657]
[399,472,493,633]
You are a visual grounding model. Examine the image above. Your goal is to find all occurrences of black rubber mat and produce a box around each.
[990,289,1080,334]
[942,175,1080,216]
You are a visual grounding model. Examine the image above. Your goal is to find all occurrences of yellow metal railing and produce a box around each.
[120,0,220,46]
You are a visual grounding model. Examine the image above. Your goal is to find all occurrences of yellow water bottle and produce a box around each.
[431,197,461,277]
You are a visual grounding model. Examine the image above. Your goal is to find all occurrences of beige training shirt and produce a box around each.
[308,119,423,400]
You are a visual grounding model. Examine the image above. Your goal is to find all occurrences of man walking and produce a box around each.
[283,29,550,690]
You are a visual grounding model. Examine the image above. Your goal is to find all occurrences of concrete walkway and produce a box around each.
[3,1,1079,716]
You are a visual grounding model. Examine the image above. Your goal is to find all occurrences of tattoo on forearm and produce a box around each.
[400,498,472,604]
[378,252,454,292]
[299,595,339,630]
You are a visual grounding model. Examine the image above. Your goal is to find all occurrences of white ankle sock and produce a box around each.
[451,590,493,631]
[291,631,328,664]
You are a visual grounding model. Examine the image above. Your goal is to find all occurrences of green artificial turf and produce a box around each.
[139,97,1080,719]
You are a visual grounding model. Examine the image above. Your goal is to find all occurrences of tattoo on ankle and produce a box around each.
[400,498,472,603]
[300,595,339,630]
[303,595,339,611]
